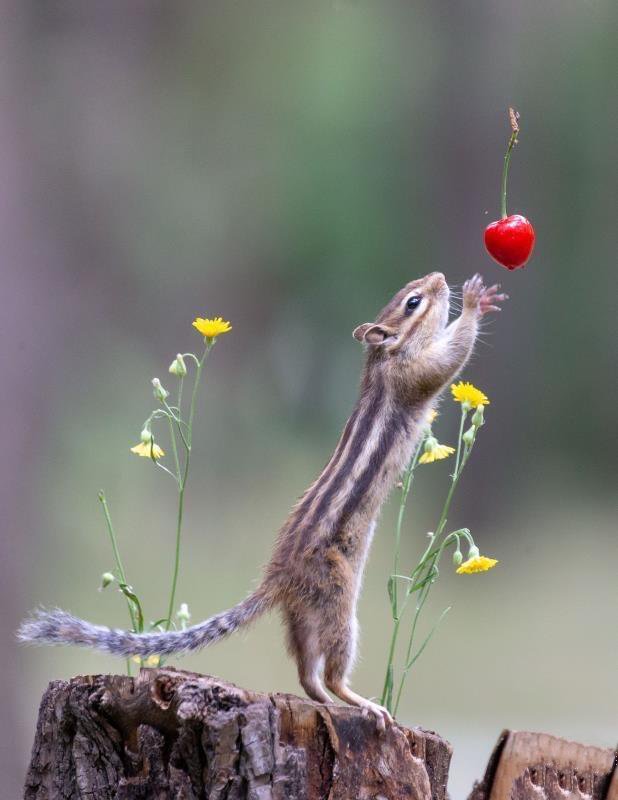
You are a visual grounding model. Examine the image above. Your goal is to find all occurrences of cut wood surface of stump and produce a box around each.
[24,667,452,800]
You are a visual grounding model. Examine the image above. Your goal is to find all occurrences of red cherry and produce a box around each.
[484,214,535,270]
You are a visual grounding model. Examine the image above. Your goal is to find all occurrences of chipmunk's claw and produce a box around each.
[479,282,508,315]
[463,274,486,310]
[463,275,508,315]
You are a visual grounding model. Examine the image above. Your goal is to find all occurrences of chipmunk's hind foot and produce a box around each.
[325,679,392,732]
[322,623,392,732]
[284,607,331,704]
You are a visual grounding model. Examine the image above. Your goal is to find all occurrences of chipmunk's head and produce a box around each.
[353,272,449,357]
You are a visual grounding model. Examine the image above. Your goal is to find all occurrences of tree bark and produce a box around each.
[24,668,452,800]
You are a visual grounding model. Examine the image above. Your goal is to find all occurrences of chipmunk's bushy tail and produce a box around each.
[18,586,273,658]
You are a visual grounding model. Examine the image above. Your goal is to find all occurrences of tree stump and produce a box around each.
[24,667,452,800]
[467,730,617,800]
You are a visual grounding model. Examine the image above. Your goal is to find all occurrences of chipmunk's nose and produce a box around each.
[426,271,447,290]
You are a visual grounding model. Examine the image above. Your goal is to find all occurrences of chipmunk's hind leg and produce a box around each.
[284,607,330,704]
[322,607,392,731]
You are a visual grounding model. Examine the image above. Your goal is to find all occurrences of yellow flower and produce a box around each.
[192,316,232,339]
[419,436,455,464]
[131,655,161,668]
[130,440,165,460]
[451,381,490,409]
[456,555,498,574]
[428,409,438,424]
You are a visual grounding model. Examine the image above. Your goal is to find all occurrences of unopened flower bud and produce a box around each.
[452,549,463,567]
[100,572,115,590]
[423,436,438,453]
[152,378,169,402]
[176,602,191,630]
[169,354,187,378]
[462,427,476,446]
[472,405,485,428]
[467,544,480,560]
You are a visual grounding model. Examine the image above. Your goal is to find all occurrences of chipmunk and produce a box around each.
[19,272,505,728]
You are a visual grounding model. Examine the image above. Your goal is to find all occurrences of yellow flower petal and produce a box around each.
[419,442,455,465]
[192,316,232,339]
[130,441,165,460]
[456,555,498,574]
[130,654,161,668]
[451,381,490,409]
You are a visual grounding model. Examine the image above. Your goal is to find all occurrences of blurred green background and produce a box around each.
[2,2,616,797]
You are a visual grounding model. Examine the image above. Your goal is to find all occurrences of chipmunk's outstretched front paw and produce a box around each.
[479,283,508,315]
[463,273,485,311]
[463,274,508,315]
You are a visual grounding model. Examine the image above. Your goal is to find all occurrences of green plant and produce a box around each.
[381,381,498,715]
[97,316,232,673]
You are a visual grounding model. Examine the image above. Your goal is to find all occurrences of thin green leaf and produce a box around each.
[387,575,395,608]
[148,618,169,631]
[405,607,452,670]
[118,583,144,633]
[385,664,394,714]
[406,567,438,596]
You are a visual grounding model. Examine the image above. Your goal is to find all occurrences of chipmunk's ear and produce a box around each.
[352,322,398,345]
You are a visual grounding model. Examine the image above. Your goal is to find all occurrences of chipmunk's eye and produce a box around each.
[405,295,421,315]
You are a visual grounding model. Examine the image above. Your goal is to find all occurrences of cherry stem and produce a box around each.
[500,108,521,220]
[500,127,518,219]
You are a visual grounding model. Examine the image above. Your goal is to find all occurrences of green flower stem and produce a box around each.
[394,605,451,714]
[165,414,182,481]
[98,492,126,582]
[382,407,480,713]
[380,438,424,706]
[435,437,473,541]
[177,375,184,419]
[164,343,213,631]
[181,352,200,367]
[392,440,476,708]
[501,128,519,219]
[380,615,401,707]
[156,461,180,483]
[163,400,190,451]
[392,441,423,615]
[98,492,138,633]
[164,375,186,485]
[398,530,470,592]
[453,407,468,477]
[394,530,462,713]
[187,344,212,439]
